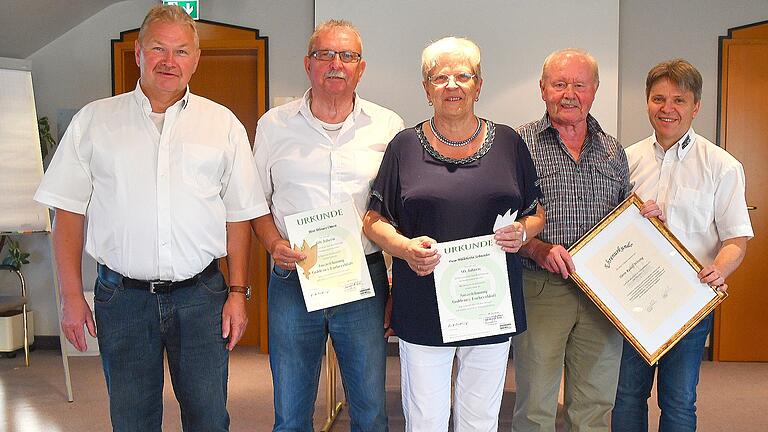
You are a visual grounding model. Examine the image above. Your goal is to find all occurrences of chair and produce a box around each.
[0,264,30,366]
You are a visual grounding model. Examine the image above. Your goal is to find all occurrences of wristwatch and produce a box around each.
[229,285,251,300]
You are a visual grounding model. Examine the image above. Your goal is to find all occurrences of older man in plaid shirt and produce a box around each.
[512,48,632,432]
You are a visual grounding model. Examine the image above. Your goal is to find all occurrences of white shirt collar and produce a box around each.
[133,80,191,114]
[294,88,369,123]
[653,127,696,161]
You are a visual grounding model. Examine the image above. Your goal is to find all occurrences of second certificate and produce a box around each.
[434,235,515,343]
[284,201,374,312]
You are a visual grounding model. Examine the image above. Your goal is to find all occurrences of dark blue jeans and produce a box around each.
[94,267,230,432]
[268,257,389,432]
[612,313,713,432]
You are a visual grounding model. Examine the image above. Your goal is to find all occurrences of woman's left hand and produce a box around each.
[495,221,525,253]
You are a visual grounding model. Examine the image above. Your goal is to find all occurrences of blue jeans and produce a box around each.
[94,266,230,432]
[612,313,713,432]
[268,256,389,432]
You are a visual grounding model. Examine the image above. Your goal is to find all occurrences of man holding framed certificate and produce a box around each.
[612,59,753,432]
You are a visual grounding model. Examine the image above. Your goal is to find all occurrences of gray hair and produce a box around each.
[421,37,482,82]
[646,59,703,103]
[541,48,599,84]
[138,4,199,47]
[307,19,363,55]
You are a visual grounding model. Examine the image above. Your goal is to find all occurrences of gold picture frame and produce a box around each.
[568,193,726,365]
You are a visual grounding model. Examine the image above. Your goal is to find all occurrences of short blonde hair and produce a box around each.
[421,37,482,81]
[137,4,199,47]
[541,48,599,84]
[307,20,363,55]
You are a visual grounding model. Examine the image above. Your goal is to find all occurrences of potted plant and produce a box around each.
[38,116,56,161]
[1,237,31,270]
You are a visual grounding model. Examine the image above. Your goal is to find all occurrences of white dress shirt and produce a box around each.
[35,85,269,281]
[253,90,404,254]
[626,129,753,265]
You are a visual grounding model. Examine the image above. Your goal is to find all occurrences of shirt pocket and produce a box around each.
[182,142,225,197]
[668,187,713,234]
[592,163,623,208]
[535,165,561,206]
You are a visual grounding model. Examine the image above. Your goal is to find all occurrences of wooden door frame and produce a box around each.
[716,19,768,147]
[713,20,768,361]
[110,20,272,352]
[111,19,269,109]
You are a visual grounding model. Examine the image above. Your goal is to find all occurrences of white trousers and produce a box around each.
[399,338,511,432]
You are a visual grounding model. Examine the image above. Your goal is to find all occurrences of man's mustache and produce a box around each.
[325,70,347,79]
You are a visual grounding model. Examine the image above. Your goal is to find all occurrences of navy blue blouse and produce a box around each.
[368,120,542,346]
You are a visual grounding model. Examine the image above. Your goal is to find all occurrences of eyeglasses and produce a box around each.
[428,72,477,87]
[310,49,362,63]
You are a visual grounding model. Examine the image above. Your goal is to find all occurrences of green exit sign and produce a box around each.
[162,0,199,20]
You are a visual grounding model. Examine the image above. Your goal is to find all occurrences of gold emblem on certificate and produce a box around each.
[284,201,374,312]
[569,194,726,364]
[433,234,515,343]
[293,240,318,278]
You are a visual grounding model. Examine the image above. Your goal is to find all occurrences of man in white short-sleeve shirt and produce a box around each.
[251,20,403,431]
[612,59,753,432]
[33,5,267,431]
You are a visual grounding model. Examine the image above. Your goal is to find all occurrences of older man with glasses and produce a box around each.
[251,20,404,431]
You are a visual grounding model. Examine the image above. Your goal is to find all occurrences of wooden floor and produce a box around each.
[1,347,767,431]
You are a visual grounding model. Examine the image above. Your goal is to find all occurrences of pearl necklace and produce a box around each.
[429,116,482,147]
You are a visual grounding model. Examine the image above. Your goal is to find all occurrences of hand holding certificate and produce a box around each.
[284,201,374,312]
[568,194,726,364]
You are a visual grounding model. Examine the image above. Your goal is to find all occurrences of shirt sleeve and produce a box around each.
[368,133,402,227]
[220,114,269,222]
[390,113,406,137]
[33,109,93,214]
[617,142,632,200]
[516,134,543,217]
[252,115,274,207]
[713,163,754,241]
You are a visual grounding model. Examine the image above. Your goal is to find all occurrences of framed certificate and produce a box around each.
[568,193,726,365]
[283,201,374,312]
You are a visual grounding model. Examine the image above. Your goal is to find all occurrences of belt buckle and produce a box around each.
[149,280,171,294]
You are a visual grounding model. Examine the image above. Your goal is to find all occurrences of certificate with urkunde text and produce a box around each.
[569,194,726,364]
[433,235,515,343]
[284,201,374,312]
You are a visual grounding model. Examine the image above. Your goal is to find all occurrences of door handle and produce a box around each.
[747,206,757,211]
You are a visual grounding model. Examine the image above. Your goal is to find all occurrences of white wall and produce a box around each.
[317,0,620,134]
[618,0,768,146]
[12,0,768,335]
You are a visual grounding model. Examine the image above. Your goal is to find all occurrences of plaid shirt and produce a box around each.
[516,113,630,270]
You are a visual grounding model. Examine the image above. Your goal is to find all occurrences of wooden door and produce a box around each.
[714,21,768,361]
[112,21,271,352]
